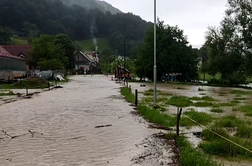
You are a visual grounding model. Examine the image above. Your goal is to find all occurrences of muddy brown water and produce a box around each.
[129,81,252,166]
[0,75,178,166]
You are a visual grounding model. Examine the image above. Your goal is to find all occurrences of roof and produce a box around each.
[0,46,25,60]
[2,45,32,57]
[79,51,93,62]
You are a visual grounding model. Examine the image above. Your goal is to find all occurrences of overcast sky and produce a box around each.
[103,0,227,48]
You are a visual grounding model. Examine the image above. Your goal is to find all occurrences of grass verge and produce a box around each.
[120,87,135,103]
[175,135,221,166]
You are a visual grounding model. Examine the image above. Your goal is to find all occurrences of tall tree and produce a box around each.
[135,20,199,81]
[204,0,251,84]
[54,34,75,70]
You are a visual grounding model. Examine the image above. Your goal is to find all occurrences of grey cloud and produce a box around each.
[103,0,227,47]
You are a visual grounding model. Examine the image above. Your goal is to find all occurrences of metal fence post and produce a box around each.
[176,107,183,136]
[26,86,28,96]
[135,89,138,106]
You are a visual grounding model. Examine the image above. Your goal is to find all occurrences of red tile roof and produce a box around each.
[2,45,32,57]
[0,46,25,60]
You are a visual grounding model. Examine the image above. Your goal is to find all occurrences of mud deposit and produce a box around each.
[132,133,179,166]
[0,75,176,166]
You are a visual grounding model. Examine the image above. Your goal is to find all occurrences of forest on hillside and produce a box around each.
[0,0,152,58]
[60,0,122,14]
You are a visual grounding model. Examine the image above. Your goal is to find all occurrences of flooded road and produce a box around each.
[0,75,175,166]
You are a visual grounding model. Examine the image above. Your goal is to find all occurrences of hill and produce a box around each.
[59,0,122,14]
[11,37,29,45]
[0,0,152,58]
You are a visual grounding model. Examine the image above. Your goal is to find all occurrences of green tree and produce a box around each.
[28,34,66,70]
[135,20,199,81]
[54,34,75,70]
[204,0,250,84]
[38,59,65,70]
[0,26,11,44]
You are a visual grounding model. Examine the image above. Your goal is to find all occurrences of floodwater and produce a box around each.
[129,81,252,166]
[0,75,178,166]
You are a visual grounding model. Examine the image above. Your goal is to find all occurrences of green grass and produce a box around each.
[137,104,176,128]
[137,104,194,127]
[0,83,15,89]
[75,38,110,52]
[199,116,252,159]
[238,105,252,116]
[0,90,15,96]
[13,77,48,89]
[184,110,214,125]
[142,89,171,96]
[200,128,252,159]
[190,96,215,101]
[175,135,221,166]
[11,37,29,45]
[210,108,224,113]
[230,90,252,95]
[120,87,135,103]
[167,96,193,107]
[215,116,241,128]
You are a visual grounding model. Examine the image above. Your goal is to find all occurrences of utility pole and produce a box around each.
[154,0,157,109]
[124,37,126,70]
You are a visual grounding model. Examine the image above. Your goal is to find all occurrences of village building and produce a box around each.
[0,45,26,80]
[75,51,101,74]
[2,45,32,70]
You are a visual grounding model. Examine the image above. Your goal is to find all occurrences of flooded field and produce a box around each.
[129,81,252,166]
[0,75,178,166]
[129,82,252,116]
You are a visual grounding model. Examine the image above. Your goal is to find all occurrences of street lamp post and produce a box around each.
[154,0,157,108]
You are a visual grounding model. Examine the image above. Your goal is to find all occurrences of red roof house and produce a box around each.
[0,46,25,60]
[2,45,32,58]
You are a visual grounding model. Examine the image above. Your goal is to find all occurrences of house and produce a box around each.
[1,45,32,70]
[0,46,26,80]
[2,45,32,59]
[75,51,101,74]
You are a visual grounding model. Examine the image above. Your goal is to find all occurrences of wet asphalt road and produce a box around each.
[0,75,156,166]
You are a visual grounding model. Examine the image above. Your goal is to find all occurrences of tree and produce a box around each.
[199,44,208,81]
[54,34,75,70]
[38,59,65,70]
[0,26,11,44]
[135,20,199,81]
[28,34,66,70]
[204,0,251,84]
